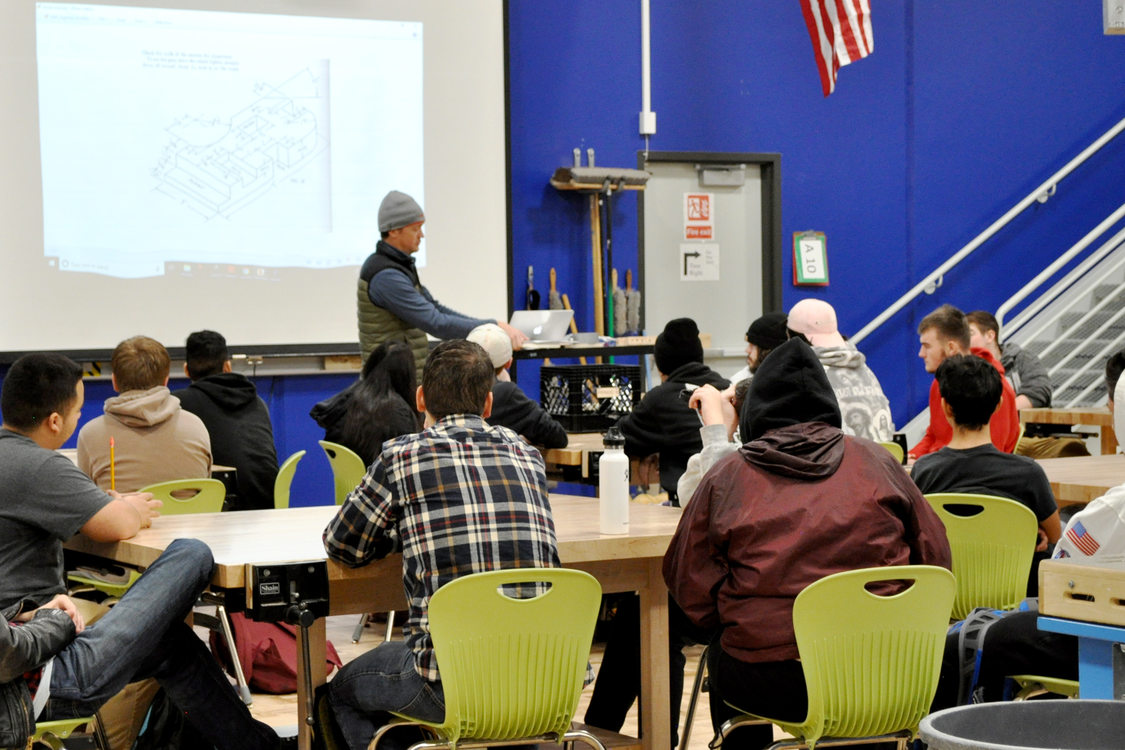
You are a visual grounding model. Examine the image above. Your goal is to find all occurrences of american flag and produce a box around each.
[799,0,874,96]
[1066,520,1101,557]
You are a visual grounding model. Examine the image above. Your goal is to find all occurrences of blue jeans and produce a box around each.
[329,641,445,750]
[45,538,279,750]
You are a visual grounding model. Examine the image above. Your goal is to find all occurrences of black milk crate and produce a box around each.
[540,364,642,433]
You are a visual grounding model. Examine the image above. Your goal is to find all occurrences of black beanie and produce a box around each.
[745,313,790,350]
[739,337,842,441]
[654,318,704,375]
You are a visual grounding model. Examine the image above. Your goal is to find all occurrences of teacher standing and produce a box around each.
[357,190,526,380]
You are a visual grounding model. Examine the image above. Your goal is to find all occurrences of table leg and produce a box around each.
[637,561,671,750]
[1076,637,1114,699]
[296,618,327,750]
[1101,425,1117,456]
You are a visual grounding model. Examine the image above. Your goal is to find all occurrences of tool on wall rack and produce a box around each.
[550,149,649,337]
[526,265,540,310]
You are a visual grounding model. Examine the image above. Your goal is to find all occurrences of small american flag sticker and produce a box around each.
[1066,520,1101,556]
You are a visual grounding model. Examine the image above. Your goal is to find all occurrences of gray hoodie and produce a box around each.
[812,342,895,442]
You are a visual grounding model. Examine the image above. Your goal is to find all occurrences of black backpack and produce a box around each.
[132,688,211,750]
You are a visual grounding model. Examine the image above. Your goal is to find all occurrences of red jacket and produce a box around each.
[664,423,951,664]
[909,347,1020,460]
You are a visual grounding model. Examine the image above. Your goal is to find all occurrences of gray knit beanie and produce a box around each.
[378,191,425,232]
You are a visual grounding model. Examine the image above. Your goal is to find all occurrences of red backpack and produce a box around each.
[211,612,343,693]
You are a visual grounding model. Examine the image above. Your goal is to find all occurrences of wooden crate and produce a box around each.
[1040,560,1125,627]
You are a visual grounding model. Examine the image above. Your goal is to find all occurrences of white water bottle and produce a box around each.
[599,426,630,534]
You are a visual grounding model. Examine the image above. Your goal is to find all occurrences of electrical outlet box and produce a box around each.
[639,110,657,135]
[246,560,329,623]
[1105,0,1125,34]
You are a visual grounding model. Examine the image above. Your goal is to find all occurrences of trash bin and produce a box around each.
[920,700,1125,750]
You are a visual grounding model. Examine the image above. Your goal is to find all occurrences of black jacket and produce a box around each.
[616,361,729,502]
[173,374,279,511]
[310,382,419,466]
[487,381,568,449]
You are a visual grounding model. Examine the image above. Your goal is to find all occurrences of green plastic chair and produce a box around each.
[1009,674,1080,700]
[924,493,1038,619]
[719,565,956,749]
[67,565,141,601]
[319,440,367,505]
[879,440,905,463]
[274,449,306,509]
[140,478,225,515]
[32,716,105,749]
[370,568,607,750]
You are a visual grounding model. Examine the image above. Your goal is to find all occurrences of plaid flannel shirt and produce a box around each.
[323,414,561,682]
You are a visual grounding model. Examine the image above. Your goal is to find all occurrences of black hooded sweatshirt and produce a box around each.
[174,373,279,511]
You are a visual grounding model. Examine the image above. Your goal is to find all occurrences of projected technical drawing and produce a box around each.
[152,64,330,220]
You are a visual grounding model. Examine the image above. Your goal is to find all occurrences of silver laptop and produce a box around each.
[509,309,574,342]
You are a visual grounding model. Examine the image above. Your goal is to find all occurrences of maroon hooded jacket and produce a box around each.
[663,339,951,664]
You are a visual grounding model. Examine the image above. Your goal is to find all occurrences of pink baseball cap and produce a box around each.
[787,299,846,347]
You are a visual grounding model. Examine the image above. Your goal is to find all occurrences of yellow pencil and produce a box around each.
[109,436,115,492]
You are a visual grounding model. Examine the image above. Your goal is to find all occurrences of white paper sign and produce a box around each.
[680,243,720,281]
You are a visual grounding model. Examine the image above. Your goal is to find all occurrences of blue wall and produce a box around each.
[5,2,1125,502]
[57,374,356,509]
[508,0,1125,425]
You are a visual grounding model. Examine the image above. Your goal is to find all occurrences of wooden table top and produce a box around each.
[65,494,683,590]
[1037,454,1125,506]
[544,433,607,467]
[1021,407,1113,425]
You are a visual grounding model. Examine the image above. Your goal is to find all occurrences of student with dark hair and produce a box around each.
[173,330,279,511]
[616,318,729,506]
[322,339,561,750]
[966,310,1052,409]
[310,341,421,465]
[0,353,289,750]
[728,312,791,383]
[77,336,211,492]
[912,355,1060,591]
[910,304,1019,460]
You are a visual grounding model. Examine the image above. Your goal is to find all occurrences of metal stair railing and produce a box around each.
[996,212,1125,407]
[996,203,1125,331]
[851,114,1125,346]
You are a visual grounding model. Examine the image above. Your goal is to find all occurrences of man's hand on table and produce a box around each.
[109,490,162,529]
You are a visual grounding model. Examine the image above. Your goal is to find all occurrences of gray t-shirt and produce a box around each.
[0,429,110,610]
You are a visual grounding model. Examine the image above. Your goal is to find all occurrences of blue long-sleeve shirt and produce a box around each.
[366,244,492,340]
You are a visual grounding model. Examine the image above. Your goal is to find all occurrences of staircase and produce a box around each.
[1003,236,1125,408]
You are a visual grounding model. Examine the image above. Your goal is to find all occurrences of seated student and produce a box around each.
[173,330,279,511]
[616,317,729,506]
[1108,349,1125,452]
[966,310,1052,410]
[931,481,1125,710]
[786,298,895,442]
[911,354,1061,594]
[77,335,211,491]
[466,322,567,449]
[664,338,951,749]
[0,353,289,750]
[309,341,421,465]
[728,312,791,384]
[321,340,562,750]
[675,379,751,503]
[910,304,1020,460]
